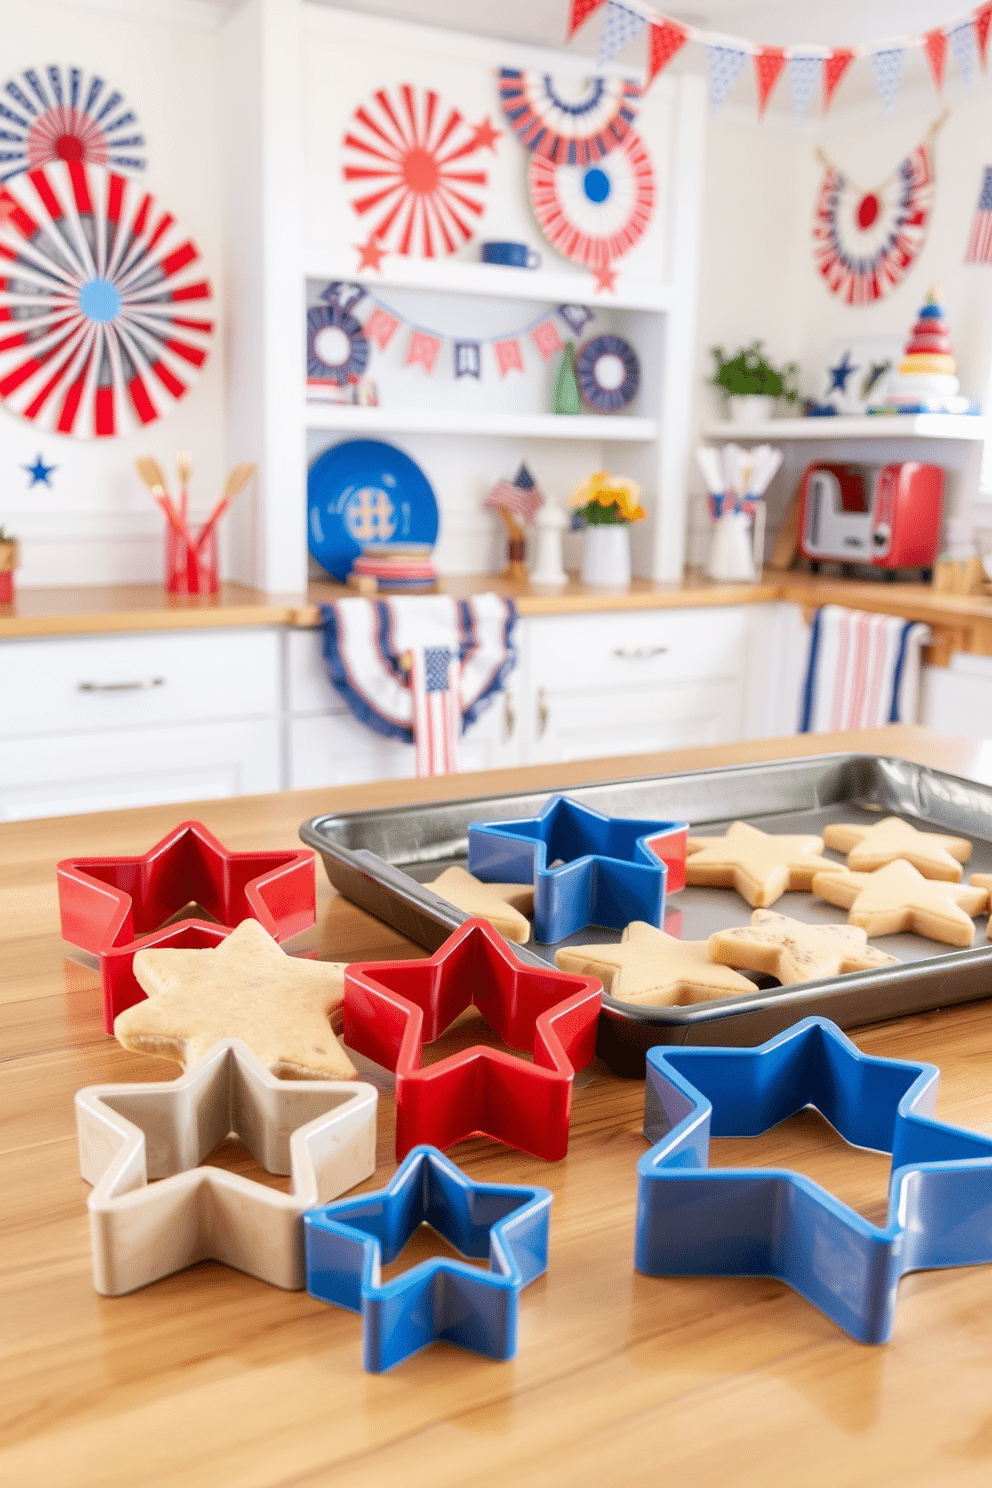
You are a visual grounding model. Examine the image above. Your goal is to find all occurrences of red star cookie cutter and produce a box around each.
[57,820,315,1032]
[343,917,602,1161]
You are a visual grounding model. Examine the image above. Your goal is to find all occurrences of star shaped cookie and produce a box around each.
[812,862,989,947]
[821,817,972,882]
[424,866,533,944]
[707,909,900,985]
[554,921,758,1006]
[115,918,356,1078]
[684,821,836,908]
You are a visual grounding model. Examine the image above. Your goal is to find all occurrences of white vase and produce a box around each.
[581,524,631,588]
[728,394,774,426]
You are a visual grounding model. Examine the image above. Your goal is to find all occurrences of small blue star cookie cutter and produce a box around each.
[304,1145,552,1371]
[467,794,686,943]
[635,1016,992,1344]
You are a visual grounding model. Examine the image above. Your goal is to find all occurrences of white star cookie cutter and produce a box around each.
[75,1039,378,1296]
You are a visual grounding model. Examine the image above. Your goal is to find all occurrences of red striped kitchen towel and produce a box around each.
[408,644,460,776]
[799,606,931,733]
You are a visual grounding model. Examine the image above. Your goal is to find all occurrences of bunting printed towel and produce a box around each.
[798,605,930,733]
[320,594,517,774]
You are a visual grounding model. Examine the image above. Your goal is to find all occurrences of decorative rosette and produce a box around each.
[0,65,145,181]
[529,130,654,274]
[497,69,640,165]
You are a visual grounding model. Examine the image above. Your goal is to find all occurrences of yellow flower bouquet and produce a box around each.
[569,471,645,528]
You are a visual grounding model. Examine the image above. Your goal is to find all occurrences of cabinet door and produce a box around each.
[0,719,282,821]
[526,678,743,764]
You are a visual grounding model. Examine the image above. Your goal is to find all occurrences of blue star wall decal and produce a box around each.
[23,454,57,487]
[467,794,686,942]
[827,350,857,393]
[304,1145,552,1371]
[635,1016,992,1344]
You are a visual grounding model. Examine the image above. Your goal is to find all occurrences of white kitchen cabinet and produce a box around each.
[0,628,282,821]
[920,652,992,741]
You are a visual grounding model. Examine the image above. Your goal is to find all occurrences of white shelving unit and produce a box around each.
[220,0,707,593]
[701,415,989,442]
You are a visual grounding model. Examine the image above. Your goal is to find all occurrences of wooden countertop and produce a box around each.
[6,570,992,655]
[5,725,992,1485]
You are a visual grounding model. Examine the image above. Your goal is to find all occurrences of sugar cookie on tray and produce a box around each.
[684,821,836,908]
[821,816,972,881]
[115,918,356,1078]
[811,861,988,947]
[423,866,533,944]
[554,921,758,1007]
[707,909,900,985]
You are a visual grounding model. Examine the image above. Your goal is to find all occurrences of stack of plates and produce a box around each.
[350,543,438,593]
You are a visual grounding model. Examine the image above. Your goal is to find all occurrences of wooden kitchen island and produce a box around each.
[4,725,992,1487]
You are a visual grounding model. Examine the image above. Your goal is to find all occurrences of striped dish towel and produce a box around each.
[799,606,931,733]
[409,644,460,776]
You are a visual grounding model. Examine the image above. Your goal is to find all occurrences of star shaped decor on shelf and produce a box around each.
[591,260,617,292]
[555,920,758,1006]
[75,1039,377,1295]
[707,909,900,985]
[354,229,387,272]
[636,1016,992,1344]
[821,816,973,881]
[684,820,836,908]
[811,861,988,947]
[826,349,856,392]
[467,115,502,153]
[468,794,686,942]
[57,819,316,1031]
[23,453,57,486]
[343,917,602,1160]
[115,918,356,1079]
[304,1144,551,1372]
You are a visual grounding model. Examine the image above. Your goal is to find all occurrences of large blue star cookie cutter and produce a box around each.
[467,794,686,943]
[304,1145,552,1372]
[635,1016,992,1345]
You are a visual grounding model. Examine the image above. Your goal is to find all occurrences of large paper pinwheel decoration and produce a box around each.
[0,65,145,182]
[342,83,495,258]
[0,161,213,438]
[529,130,654,286]
[497,69,640,165]
[812,140,935,305]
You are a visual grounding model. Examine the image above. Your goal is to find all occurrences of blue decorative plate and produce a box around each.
[307,440,439,581]
[577,334,640,412]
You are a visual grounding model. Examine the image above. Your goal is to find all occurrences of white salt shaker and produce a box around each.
[530,504,568,587]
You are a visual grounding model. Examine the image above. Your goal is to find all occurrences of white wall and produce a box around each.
[0,0,226,588]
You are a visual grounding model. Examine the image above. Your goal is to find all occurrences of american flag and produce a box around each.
[409,645,460,776]
[484,462,543,524]
[965,166,992,265]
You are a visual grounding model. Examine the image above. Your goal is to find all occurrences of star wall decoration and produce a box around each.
[23,454,56,486]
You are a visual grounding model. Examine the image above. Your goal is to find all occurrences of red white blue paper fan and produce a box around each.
[307,304,368,386]
[0,161,213,438]
[812,142,935,305]
[0,65,145,182]
[342,84,490,257]
[529,129,654,271]
[497,69,640,166]
[577,333,639,411]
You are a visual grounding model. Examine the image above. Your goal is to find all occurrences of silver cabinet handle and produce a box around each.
[537,686,549,738]
[503,690,515,740]
[78,677,166,693]
[612,646,669,659]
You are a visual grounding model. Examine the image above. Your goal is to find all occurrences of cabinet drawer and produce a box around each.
[528,678,743,763]
[285,628,345,715]
[0,718,282,821]
[527,608,746,690]
[0,628,281,739]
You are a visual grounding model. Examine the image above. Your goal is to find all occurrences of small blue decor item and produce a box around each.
[304,1145,552,1372]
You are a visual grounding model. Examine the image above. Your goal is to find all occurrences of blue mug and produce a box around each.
[481,240,541,269]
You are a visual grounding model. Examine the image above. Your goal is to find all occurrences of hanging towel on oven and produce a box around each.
[320,594,517,773]
[798,605,930,733]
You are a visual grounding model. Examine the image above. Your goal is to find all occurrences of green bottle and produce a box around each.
[553,340,581,415]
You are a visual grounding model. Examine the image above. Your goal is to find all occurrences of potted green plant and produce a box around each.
[569,471,645,588]
[0,525,18,604]
[710,341,799,426]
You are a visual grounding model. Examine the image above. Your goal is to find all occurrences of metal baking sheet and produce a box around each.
[300,754,992,1073]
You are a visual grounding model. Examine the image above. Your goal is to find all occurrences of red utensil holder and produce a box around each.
[165,523,218,595]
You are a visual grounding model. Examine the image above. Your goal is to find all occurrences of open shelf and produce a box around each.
[305,256,673,313]
[304,403,659,440]
[700,414,989,442]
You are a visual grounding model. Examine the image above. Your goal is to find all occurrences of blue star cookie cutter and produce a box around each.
[635,1016,992,1345]
[467,794,685,942]
[304,1145,552,1371]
